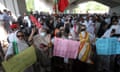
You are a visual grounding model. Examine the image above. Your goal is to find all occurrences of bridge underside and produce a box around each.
[0,0,120,16]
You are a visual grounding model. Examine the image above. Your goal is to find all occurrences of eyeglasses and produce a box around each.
[17,35,24,38]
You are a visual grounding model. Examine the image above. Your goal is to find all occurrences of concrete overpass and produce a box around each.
[68,0,120,15]
[0,0,120,16]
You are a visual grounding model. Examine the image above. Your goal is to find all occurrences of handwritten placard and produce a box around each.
[2,46,37,72]
[53,38,80,59]
[96,38,120,55]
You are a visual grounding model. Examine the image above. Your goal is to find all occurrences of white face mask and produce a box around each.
[81,31,85,37]
[68,36,72,39]
[40,32,46,37]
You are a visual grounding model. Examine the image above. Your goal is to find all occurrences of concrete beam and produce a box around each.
[112,0,120,4]
[109,6,120,15]
[95,0,120,8]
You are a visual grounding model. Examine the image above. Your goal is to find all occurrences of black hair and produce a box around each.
[0,10,2,14]
[56,32,62,37]
[80,25,86,31]
[16,30,24,37]
[111,29,116,33]
[64,23,70,34]
[113,19,118,23]
[3,9,7,12]
[81,24,86,28]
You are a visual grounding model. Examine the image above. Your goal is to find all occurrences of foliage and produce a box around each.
[25,0,34,11]
[75,1,109,13]
[85,1,108,11]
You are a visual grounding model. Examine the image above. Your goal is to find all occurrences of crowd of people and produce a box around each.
[0,9,120,72]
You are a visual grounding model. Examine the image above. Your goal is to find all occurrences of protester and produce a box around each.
[0,41,4,66]
[5,30,34,72]
[29,27,52,72]
[3,9,11,33]
[23,12,32,28]
[102,20,120,38]
[0,10,8,42]
[1,9,120,72]
[5,31,28,59]
[78,24,94,64]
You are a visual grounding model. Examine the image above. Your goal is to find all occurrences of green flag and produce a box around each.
[13,40,19,55]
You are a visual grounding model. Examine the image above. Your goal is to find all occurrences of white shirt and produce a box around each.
[87,23,95,35]
[110,25,120,34]
[3,12,9,21]
[24,16,32,28]
[105,18,111,24]
[118,19,120,25]
[102,25,120,38]
[8,31,18,43]
[83,20,88,28]
[5,39,28,57]
[0,14,4,20]
[102,29,111,38]
[95,22,101,34]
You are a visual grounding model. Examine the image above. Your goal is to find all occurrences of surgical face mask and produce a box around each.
[68,36,72,39]
[81,31,86,37]
[40,32,46,37]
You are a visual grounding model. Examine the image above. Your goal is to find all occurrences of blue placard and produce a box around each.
[96,38,120,55]
[116,41,120,54]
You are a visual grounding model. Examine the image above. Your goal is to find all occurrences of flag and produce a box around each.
[53,0,58,14]
[58,0,69,12]
[13,40,19,55]
[53,0,57,10]
[29,15,42,28]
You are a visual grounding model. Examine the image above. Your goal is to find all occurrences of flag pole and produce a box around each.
[54,0,57,15]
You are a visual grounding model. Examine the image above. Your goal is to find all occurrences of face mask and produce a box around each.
[68,36,72,39]
[40,32,46,37]
[81,31,85,37]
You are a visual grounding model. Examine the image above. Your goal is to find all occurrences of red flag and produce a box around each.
[58,0,69,12]
[29,15,42,28]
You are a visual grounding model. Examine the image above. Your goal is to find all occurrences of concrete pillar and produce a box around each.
[0,0,26,17]
[17,0,27,15]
